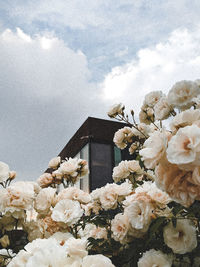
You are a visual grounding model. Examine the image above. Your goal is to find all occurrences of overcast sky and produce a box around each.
[1,0,200,181]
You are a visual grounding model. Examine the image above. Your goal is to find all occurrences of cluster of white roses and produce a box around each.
[107,79,200,266]
[7,235,114,267]
[37,156,88,187]
[1,79,200,267]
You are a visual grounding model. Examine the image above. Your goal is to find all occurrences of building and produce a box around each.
[47,117,133,192]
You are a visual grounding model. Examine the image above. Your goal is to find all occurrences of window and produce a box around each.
[90,142,113,190]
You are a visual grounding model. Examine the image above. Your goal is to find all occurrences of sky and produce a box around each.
[1,0,200,181]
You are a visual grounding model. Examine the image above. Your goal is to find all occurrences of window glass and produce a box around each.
[90,142,113,190]
[114,146,121,166]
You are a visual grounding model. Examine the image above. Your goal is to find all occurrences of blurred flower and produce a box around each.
[107,103,124,118]
[163,219,197,254]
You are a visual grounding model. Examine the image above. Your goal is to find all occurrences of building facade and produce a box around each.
[47,117,133,192]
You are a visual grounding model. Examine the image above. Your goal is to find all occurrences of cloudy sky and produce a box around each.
[1,0,200,181]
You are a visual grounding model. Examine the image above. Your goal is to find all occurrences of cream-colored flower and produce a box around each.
[155,161,200,207]
[65,237,88,259]
[138,249,172,267]
[112,161,130,182]
[113,127,134,149]
[35,187,56,215]
[112,160,142,182]
[99,184,118,210]
[163,219,197,254]
[48,156,61,169]
[107,103,125,118]
[90,226,107,240]
[0,182,39,216]
[154,96,172,121]
[167,125,200,170]
[8,238,69,267]
[57,187,91,204]
[170,109,200,133]
[81,201,102,215]
[0,161,10,183]
[139,106,154,124]
[90,187,102,200]
[123,192,152,207]
[124,200,153,232]
[168,81,199,110]
[139,131,168,169]
[135,181,171,207]
[82,255,115,267]
[168,80,199,110]
[51,199,83,226]
[49,232,72,244]
[59,158,79,177]
[37,173,54,188]
[144,91,164,107]
[115,181,132,197]
[132,123,154,139]
[111,213,129,243]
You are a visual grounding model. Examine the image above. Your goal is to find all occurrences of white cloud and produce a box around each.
[101,27,200,113]
[0,28,93,99]
[0,28,105,181]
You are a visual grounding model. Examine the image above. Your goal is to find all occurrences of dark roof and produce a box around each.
[58,116,126,159]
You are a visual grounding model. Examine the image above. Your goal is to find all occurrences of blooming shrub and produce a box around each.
[1,79,200,266]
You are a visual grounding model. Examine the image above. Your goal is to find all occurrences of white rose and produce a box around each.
[168,80,199,110]
[138,249,172,267]
[51,199,83,226]
[132,123,153,139]
[170,109,200,133]
[139,106,154,124]
[0,161,10,183]
[144,91,164,107]
[139,131,168,169]
[37,173,53,188]
[48,156,61,169]
[112,160,141,183]
[0,182,38,215]
[82,254,115,267]
[135,181,171,206]
[163,219,197,254]
[35,187,56,214]
[113,127,133,149]
[124,200,153,232]
[115,181,132,197]
[59,158,79,177]
[65,237,88,259]
[8,238,70,267]
[107,103,124,118]
[112,161,130,182]
[49,231,73,244]
[167,125,200,170]
[57,187,91,204]
[111,213,129,243]
[99,184,118,210]
[154,96,172,121]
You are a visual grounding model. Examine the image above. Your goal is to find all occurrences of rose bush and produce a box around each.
[1,79,200,266]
